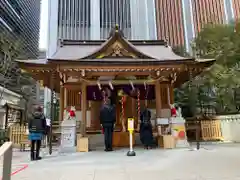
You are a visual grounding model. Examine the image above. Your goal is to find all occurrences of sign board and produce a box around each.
[61,127,75,148]
[128,118,134,131]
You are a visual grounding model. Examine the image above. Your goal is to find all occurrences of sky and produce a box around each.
[39,0,48,50]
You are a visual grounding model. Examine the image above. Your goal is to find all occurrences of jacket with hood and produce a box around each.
[28,112,46,133]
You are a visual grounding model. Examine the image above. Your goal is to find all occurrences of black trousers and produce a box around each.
[103,126,113,150]
[31,140,41,158]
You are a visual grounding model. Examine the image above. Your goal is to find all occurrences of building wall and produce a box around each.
[48,0,240,57]
[191,0,225,33]
[48,0,157,58]
[155,0,185,46]
[232,0,240,20]
[0,0,41,59]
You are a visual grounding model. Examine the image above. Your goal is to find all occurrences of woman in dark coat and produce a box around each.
[28,106,46,161]
[140,107,154,149]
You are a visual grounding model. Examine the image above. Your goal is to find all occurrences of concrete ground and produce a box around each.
[4,144,240,180]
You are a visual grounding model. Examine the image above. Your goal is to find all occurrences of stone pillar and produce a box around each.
[81,83,87,136]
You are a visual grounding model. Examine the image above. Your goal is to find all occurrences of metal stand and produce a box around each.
[127,131,136,156]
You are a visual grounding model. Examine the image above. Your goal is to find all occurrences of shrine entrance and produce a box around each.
[16,25,214,149]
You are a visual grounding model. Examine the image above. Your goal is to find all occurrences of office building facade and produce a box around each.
[48,0,240,57]
[0,0,41,58]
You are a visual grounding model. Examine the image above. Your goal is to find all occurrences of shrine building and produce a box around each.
[16,25,214,147]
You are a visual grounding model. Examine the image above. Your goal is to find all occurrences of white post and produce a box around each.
[129,132,133,152]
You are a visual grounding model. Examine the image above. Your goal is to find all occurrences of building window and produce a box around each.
[100,0,131,28]
[58,0,91,39]
[6,0,22,17]
[0,16,12,32]
[58,0,91,27]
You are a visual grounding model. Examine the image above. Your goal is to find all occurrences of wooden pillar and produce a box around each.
[59,85,64,121]
[155,81,162,119]
[81,82,87,136]
[90,101,101,130]
[169,84,174,104]
[155,81,162,132]
[63,75,68,108]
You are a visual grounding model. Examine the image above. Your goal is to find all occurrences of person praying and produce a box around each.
[100,98,116,152]
[140,106,154,149]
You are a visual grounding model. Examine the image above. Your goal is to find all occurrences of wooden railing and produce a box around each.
[0,142,13,180]
[185,118,223,141]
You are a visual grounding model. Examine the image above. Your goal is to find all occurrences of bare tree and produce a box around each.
[0,33,37,122]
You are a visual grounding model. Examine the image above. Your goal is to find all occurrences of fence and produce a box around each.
[8,124,48,150]
[185,118,222,141]
[8,125,27,147]
[0,142,13,180]
[200,119,222,141]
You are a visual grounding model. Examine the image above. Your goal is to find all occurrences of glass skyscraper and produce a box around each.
[0,0,41,58]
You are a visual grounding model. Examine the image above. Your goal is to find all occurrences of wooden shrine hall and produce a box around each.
[16,25,214,147]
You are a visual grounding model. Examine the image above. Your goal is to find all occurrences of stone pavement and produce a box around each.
[5,144,240,180]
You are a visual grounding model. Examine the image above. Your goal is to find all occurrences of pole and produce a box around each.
[49,89,54,155]
[129,131,133,152]
[196,121,200,150]
[127,130,136,156]
[127,118,136,156]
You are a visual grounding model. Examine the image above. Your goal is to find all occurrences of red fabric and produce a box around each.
[171,108,177,117]
[101,127,104,134]
[178,131,185,139]
[69,110,75,117]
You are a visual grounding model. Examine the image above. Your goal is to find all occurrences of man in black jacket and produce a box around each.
[28,106,46,160]
[100,98,116,151]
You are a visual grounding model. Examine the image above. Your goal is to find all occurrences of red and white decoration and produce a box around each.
[64,106,76,121]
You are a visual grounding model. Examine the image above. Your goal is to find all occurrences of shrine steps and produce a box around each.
[87,133,142,150]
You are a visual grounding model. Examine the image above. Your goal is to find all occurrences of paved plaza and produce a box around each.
[4,144,240,180]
